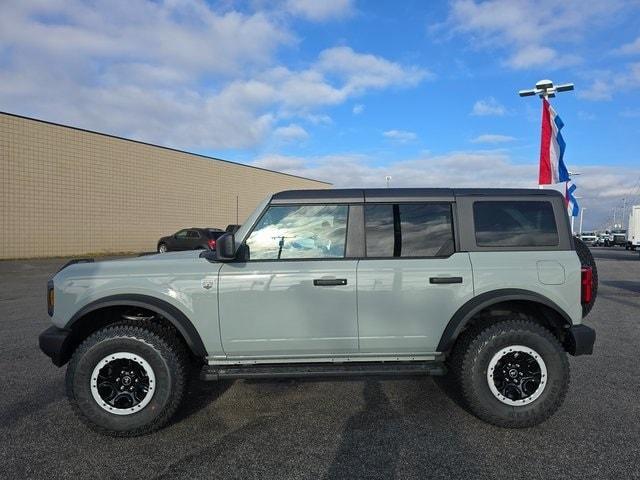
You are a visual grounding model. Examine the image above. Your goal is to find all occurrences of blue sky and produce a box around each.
[1,0,639,229]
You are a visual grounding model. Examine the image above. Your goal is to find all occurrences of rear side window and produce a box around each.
[473,201,558,247]
[365,203,454,258]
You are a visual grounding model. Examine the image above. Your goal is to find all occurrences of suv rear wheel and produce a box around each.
[66,323,188,436]
[449,319,569,428]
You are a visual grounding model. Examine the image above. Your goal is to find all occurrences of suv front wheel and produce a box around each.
[451,319,569,428]
[66,323,188,436]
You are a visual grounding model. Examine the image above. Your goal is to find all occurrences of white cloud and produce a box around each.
[614,37,640,56]
[285,0,354,21]
[352,104,365,115]
[506,45,557,69]
[445,0,624,69]
[273,123,309,141]
[471,97,506,116]
[253,151,640,229]
[383,129,418,143]
[317,46,431,92]
[620,109,640,118]
[253,154,309,172]
[0,2,428,150]
[579,63,640,101]
[471,134,515,143]
[577,111,596,121]
[0,0,292,76]
[579,79,612,101]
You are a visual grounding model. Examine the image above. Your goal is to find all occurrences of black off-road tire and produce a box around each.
[451,319,569,428]
[66,322,188,436]
[574,237,598,316]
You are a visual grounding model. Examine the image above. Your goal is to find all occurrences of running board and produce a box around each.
[200,361,446,381]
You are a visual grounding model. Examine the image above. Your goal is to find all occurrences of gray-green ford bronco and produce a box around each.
[39,188,597,436]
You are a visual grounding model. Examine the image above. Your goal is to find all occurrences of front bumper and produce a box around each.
[39,326,74,367]
[565,324,596,356]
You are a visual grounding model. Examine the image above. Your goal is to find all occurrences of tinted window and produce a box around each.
[364,205,395,257]
[175,230,188,239]
[246,205,348,260]
[365,203,454,257]
[187,230,200,238]
[473,201,558,247]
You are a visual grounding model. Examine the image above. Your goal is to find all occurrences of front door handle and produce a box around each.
[429,276,463,284]
[313,278,348,286]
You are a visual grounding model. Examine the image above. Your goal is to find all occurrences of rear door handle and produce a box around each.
[313,278,348,286]
[429,276,463,284]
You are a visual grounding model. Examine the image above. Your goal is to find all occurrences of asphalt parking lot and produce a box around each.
[1,248,639,480]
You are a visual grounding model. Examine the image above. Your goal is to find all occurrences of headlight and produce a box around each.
[47,280,54,316]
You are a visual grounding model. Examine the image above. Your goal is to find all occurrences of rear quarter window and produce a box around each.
[473,201,559,247]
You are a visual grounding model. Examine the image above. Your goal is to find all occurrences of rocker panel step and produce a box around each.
[200,361,446,381]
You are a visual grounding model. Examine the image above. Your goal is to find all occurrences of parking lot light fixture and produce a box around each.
[519,79,574,99]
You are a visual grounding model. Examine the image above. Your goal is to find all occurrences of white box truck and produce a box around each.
[627,205,640,250]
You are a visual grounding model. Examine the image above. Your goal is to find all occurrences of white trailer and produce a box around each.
[628,205,640,250]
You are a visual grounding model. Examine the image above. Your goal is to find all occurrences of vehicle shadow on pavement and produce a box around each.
[323,380,402,480]
[171,377,233,424]
[0,377,65,429]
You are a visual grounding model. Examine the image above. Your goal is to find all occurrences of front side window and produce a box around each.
[365,203,454,258]
[246,205,348,260]
[473,201,559,247]
[175,230,188,239]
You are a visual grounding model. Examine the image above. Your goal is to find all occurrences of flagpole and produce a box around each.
[518,80,574,190]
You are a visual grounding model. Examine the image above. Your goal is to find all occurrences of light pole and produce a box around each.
[570,195,583,234]
[385,175,392,188]
[579,207,586,234]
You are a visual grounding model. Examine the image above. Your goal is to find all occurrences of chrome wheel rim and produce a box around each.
[158,245,167,253]
[487,345,547,406]
[90,352,156,415]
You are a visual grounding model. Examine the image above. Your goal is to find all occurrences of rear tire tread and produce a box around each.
[457,318,569,428]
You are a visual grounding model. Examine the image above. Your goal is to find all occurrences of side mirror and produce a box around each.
[216,233,236,261]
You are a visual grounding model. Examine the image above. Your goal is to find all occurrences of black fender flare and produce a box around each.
[436,289,573,352]
[68,294,208,357]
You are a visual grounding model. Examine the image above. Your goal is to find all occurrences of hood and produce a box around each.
[52,250,208,282]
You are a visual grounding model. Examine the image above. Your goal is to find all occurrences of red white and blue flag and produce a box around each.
[539,99,570,185]
[565,181,579,217]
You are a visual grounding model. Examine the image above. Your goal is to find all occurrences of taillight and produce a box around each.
[47,280,54,316]
[581,266,593,304]
[208,238,217,250]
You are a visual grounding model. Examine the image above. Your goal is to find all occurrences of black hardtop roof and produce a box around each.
[271,187,564,203]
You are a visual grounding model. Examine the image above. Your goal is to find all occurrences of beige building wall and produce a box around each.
[0,112,330,259]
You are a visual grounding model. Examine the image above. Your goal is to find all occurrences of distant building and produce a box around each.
[0,112,329,259]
